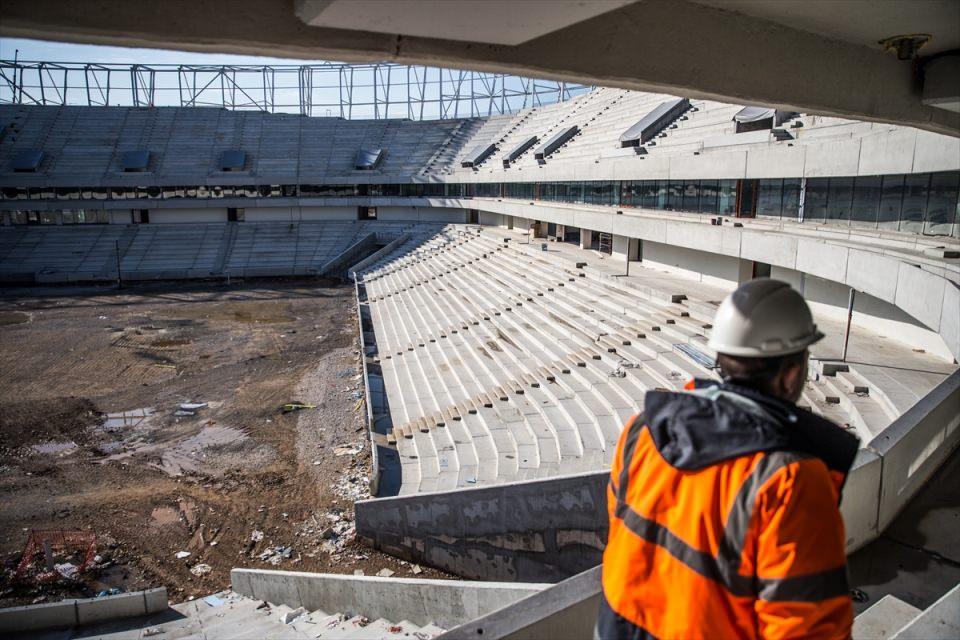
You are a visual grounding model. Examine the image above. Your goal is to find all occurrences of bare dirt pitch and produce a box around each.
[0,278,448,607]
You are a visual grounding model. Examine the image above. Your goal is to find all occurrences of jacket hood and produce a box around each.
[644,380,860,476]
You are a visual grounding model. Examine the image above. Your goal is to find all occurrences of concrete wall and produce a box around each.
[479,211,505,227]
[355,471,609,582]
[377,206,467,223]
[245,206,358,221]
[641,240,744,287]
[0,588,167,633]
[438,566,602,640]
[230,569,548,629]
[148,207,227,223]
[772,267,954,360]
[319,232,378,276]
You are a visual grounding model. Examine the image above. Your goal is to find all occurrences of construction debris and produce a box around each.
[281,402,317,413]
[376,568,395,578]
[175,551,191,559]
[257,546,293,565]
[282,606,306,624]
[189,563,212,576]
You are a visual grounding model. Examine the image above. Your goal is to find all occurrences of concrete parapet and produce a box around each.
[0,587,167,634]
[438,566,602,640]
[868,370,960,532]
[355,471,609,582]
[230,568,548,629]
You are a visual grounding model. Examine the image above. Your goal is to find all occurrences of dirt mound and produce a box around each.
[0,397,101,449]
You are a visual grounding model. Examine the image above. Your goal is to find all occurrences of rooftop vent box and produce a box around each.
[355,148,383,170]
[121,150,151,172]
[220,149,246,171]
[11,149,44,172]
[461,143,497,169]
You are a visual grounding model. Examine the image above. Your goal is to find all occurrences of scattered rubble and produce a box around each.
[175,551,191,559]
[376,568,395,578]
[282,606,306,624]
[189,563,212,576]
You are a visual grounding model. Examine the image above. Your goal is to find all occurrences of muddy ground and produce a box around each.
[0,279,448,607]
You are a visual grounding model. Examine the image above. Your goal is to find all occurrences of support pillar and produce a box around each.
[579,229,593,250]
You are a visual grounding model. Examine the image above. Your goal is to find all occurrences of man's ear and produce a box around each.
[782,353,808,401]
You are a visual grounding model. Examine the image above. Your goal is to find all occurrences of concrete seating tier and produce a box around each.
[362,228,718,493]
[0,220,410,281]
[360,225,907,494]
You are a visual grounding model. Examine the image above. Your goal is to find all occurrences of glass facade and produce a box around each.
[2,172,957,236]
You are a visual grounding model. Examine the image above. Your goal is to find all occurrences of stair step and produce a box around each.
[854,595,922,640]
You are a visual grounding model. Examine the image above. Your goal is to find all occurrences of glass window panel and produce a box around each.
[699,180,719,215]
[850,176,882,228]
[10,210,29,225]
[604,181,617,206]
[803,178,829,223]
[40,211,59,224]
[664,182,683,210]
[638,181,655,209]
[825,178,853,224]
[681,181,700,213]
[718,180,737,215]
[924,171,959,237]
[900,173,930,233]
[878,174,904,230]
[756,179,783,219]
[568,182,583,203]
[782,179,801,221]
[61,210,77,224]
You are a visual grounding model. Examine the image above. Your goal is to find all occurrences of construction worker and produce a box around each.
[598,279,860,640]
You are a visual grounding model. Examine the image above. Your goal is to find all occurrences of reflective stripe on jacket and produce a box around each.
[598,381,860,640]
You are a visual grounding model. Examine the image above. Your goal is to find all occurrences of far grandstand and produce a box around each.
[1,55,958,637]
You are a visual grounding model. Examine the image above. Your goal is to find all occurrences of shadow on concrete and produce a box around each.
[848,443,960,613]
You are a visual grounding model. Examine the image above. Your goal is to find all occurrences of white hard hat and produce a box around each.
[707,279,824,358]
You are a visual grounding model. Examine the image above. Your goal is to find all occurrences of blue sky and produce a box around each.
[0,37,326,66]
[0,38,589,119]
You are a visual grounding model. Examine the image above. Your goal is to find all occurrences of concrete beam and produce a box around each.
[0,588,167,634]
[1,0,958,136]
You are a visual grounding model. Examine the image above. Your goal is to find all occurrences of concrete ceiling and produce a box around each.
[692,0,960,56]
[295,0,637,46]
[1,0,957,136]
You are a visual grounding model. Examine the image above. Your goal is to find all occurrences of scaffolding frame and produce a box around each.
[0,60,591,120]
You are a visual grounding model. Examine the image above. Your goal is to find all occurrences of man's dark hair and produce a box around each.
[716,351,807,396]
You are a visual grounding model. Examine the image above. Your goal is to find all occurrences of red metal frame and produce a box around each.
[14,529,97,584]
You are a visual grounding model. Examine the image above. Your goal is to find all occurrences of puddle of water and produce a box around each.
[159,425,247,477]
[99,442,123,454]
[32,441,77,454]
[102,408,155,430]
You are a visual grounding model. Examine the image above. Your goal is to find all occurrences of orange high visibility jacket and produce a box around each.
[598,381,860,640]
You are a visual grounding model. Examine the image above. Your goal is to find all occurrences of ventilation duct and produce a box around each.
[355,148,383,170]
[534,126,579,161]
[503,135,539,167]
[619,98,690,147]
[461,143,497,168]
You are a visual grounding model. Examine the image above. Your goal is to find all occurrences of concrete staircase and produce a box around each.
[853,584,959,640]
[157,590,446,639]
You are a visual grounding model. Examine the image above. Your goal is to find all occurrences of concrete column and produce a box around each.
[737,258,755,283]
[532,221,547,239]
[611,235,640,262]
[579,229,593,250]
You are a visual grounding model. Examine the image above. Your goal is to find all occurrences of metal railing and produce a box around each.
[0,60,592,120]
